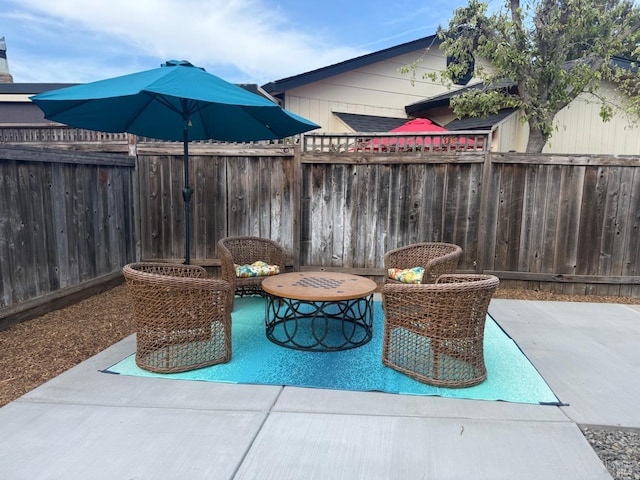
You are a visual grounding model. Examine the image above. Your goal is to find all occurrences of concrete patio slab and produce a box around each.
[0,401,265,480]
[0,298,638,479]
[234,411,609,480]
[489,300,640,429]
[19,336,283,412]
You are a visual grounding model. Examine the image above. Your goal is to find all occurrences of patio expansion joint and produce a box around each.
[228,386,286,478]
[11,397,281,415]
[269,405,576,424]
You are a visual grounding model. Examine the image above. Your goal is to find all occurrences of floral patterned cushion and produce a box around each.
[387,267,425,284]
[235,261,280,278]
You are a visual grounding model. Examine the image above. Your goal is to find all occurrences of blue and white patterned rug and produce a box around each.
[105,297,561,405]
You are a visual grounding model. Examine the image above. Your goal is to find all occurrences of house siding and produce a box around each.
[283,50,455,133]
[494,112,527,152]
[544,83,640,155]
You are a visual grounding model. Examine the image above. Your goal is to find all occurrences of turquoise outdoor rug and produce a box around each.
[105,297,561,405]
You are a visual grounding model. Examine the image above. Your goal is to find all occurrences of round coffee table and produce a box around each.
[262,271,377,351]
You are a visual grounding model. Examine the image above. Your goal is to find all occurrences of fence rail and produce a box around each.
[0,125,129,143]
[0,124,292,147]
[303,131,489,154]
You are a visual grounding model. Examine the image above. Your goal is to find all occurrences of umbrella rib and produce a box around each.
[195,103,217,139]
[147,92,206,120]
[144,91,187,119]
[115,92,159,134]
[239,105,279,138]
[145,93,216,139]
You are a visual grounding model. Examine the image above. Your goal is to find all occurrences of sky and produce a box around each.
[1,0,479,86]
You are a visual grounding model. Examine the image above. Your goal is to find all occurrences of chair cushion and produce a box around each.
[235,261,280,278]
[387,267,425,284]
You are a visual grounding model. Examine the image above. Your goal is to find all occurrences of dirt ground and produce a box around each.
[1,284,640,408]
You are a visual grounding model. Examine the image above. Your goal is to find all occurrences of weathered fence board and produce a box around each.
[298,159,485,273]
[486,155,640,296]
[620,166,640,297]
[136,151,296,263]
[0,146,136,312]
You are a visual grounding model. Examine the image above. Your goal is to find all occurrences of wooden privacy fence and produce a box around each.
[0,145,137,326]
[480,153,640,296]
[135,143,299,264]
[136,142,640,297]
[2,139,640,324]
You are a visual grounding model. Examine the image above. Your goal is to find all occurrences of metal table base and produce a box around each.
[265,294,374,351]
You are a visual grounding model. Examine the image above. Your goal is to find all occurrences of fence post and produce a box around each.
[292,143,302,271]
[127,134,137,157]
[475,150,494,273]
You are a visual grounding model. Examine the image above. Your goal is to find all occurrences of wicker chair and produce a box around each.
[381,274,500,388]
[218,236,287,309]
[122,262,233,373]
[383,242,462,284]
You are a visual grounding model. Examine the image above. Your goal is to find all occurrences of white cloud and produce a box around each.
[6,0,368,83]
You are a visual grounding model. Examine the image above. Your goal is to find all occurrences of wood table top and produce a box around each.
[261,271,377,301]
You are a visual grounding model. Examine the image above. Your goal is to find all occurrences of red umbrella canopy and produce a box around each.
[365,118,449,150]
[390,118,448,133]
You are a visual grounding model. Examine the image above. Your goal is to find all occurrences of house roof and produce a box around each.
[407,55,637,116]
[405,79,517,115]
[334,109,515,132]
[262,36,636,98]
[0,82,273,100]
[612,55,638,71]
[566,55,638,72]
[444,108,518,130]
[405,79,518,130]
[407,55,637,128]
[235,83,279,102]
[0,83,77,94]
[334,112,409,132]
[262,35,440,96]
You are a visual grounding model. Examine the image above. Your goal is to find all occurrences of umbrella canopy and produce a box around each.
[31,60,320,264]
[30,60,319,142]
[390,118,448,134]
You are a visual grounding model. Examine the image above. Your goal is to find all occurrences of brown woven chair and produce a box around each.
[122,262,233,373]
[383,242,462,284]
[381,274,500,388]
[218,236,287,309]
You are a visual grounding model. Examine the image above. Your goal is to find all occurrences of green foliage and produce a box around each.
[431,0,640,152]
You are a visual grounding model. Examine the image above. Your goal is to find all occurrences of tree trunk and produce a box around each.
[526,127,547,153]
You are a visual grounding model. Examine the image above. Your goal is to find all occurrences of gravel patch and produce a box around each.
[1,284,639,476]
[582,428,640,480]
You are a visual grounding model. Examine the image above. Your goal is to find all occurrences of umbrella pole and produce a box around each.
[182,125,193,264]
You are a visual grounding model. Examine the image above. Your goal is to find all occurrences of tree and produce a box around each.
[431,0,640,153]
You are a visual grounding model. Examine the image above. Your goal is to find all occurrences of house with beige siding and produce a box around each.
[262,36,640,155]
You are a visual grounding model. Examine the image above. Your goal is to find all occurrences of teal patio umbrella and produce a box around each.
[31,60,319,264]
